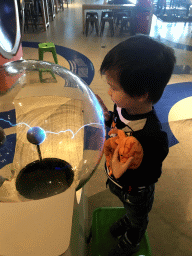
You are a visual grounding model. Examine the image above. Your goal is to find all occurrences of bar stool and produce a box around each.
[100,11,114,37]
[58,0,64,10]
[38,42,58,64]
[63,0,69,8]
[85,12,99,37]
[54,0,64,12]
[87,207,152,256]
[120,15,132,33]
[48,0,56,21]
[113,11,128,28]
[24,0,37,32]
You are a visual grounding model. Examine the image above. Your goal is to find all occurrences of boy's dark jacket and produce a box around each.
[105,104,169,188]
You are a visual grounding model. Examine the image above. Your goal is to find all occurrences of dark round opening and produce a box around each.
[16,158,74,200]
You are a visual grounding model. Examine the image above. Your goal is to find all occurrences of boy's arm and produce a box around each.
[112,133,169,185]
[111,146,135,179]
[95,94,111,122]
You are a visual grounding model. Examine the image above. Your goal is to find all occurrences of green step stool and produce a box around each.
[38,42,58,64]
[89,207,152,256]
[38,42,58,82]
[39,69,57,83]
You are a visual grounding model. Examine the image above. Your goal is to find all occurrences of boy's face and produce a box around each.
[105,70,141,112]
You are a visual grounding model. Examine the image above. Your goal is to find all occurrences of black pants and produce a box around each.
[107,179,155,245]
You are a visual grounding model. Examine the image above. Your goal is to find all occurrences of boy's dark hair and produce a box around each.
[100,35,176,104]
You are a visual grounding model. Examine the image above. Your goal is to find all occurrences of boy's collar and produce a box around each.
[116,106,150,132]
[116,105,154,121]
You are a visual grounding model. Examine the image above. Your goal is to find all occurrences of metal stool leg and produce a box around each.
[109,20,114,36]
[95,20,99,36]
[100,20,105,36]
[85,19,89,36]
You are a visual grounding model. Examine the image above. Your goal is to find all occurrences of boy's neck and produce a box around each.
[125,103,153,115]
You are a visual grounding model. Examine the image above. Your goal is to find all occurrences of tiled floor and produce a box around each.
[22,1,192,255]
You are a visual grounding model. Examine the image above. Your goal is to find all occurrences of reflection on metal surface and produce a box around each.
[76,188,82,204]
[0,0,21,59]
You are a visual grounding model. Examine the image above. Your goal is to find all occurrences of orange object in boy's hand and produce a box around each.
[111,146,135,179]
[104,129,144,179]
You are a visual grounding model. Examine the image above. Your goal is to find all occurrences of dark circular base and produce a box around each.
[16,158,74,200]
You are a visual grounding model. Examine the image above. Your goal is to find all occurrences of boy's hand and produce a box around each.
[111,146,134,179]
[95,94,111,121]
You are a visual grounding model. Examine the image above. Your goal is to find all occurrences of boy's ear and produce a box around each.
[138,92,149,102]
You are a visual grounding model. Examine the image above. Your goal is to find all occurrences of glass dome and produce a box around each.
[0,59,105,202]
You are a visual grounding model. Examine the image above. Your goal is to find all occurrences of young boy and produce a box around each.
[96,35,176,256]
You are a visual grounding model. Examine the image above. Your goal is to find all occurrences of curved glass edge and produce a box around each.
[0,59,106,196]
